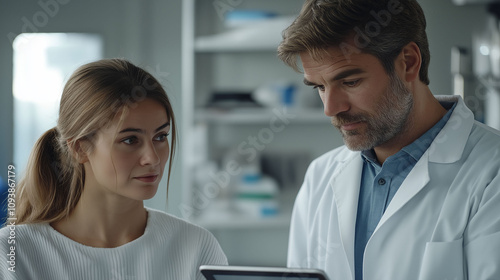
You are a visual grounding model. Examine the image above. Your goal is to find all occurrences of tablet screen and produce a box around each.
[200,265,329,280]
[211,276,322,280]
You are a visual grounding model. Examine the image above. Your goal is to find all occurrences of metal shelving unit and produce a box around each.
[181,0,337,233]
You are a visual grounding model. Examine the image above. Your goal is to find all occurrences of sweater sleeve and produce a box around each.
[150,209,228,280]
[0,226,18,280]
[195,229,228,280]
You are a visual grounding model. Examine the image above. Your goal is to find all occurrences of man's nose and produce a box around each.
[321,88,350,117]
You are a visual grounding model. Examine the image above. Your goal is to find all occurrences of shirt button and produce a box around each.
[378,178,386,185]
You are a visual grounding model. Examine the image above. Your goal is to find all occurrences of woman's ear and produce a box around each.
[68,139,89,164]
[399,42,422,83]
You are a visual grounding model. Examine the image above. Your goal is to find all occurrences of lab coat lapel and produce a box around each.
[375,95,473,231]
[330,153,363,277]
[427,95,474,164]
[376,152,430,230]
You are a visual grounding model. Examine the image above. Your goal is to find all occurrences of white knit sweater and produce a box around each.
[0,208,227,280]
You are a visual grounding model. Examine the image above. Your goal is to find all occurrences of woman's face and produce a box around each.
[82,98,170,201]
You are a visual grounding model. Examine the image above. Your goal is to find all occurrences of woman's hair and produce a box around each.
[14,58,177,225]
[278,0,431,85]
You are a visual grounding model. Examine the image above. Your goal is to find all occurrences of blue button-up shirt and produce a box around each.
[354,102,456,280]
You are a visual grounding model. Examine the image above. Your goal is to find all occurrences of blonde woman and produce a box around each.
[0,59,227,279]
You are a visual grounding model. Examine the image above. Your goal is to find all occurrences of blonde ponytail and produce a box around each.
[15,127,84,224]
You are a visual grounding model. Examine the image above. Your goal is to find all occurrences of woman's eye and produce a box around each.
[154,133,169,142]
[122,136,138,145]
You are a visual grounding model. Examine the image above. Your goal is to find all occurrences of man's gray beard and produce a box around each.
[333,73,414,151]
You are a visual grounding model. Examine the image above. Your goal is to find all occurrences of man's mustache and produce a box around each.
[331,112,367,127]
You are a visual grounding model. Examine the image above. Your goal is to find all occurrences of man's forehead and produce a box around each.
[300,47,362,68]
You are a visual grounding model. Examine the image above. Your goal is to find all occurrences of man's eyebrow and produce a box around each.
[119,122,170,134]
[303,68,366,86]
[303,78,317,86]
[332,68,365,81]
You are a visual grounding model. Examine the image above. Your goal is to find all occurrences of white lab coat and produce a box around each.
[288,95,500,280]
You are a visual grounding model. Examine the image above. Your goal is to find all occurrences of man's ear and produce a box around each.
[398,41,422,83]
[68,139,89,164]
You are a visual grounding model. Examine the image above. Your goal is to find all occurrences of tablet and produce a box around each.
[200,265,330,280]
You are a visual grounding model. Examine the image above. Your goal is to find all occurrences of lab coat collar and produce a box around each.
[375,95,473,235]
[428,95,474,164]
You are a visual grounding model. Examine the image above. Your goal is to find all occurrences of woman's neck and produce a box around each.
[50,186,148,248]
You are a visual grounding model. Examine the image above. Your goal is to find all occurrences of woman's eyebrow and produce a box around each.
[119,122,170,134]
[155,122,170,132]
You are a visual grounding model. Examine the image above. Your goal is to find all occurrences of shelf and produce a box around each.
[452,0,500,5]
[194,16,295,52]
[190,194,295,230]
[191,211,292,230]
[189,187,298,230]
[182,0,327,237]
[195,107,329,124]
[195,34,280,52]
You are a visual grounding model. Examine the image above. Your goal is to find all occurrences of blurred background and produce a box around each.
[1,0,499,267]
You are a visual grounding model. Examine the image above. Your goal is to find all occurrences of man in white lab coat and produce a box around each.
[278,0,500,279]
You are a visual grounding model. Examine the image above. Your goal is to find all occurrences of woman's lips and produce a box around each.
[134,175,158,183]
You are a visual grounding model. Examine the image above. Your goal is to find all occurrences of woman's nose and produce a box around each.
[140,142,160,166]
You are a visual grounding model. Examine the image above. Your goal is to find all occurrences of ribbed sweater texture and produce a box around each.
[0,208,227,280]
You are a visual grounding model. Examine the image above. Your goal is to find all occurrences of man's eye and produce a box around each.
[313,85,325,91]
[343,79,360,87]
